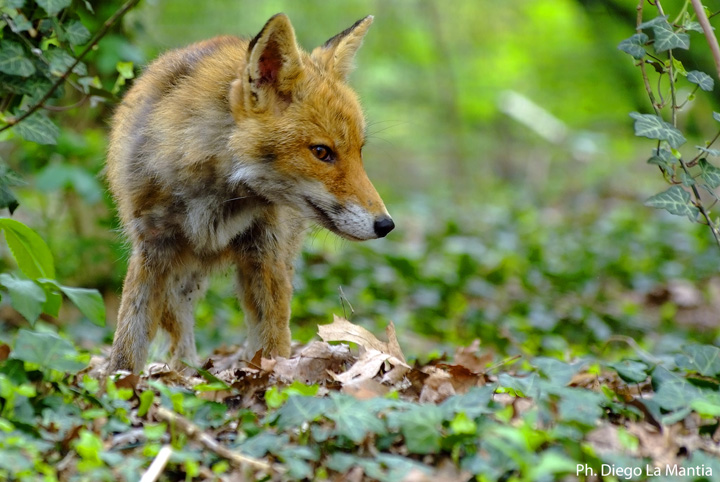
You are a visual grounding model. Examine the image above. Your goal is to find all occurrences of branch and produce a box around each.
[0,0,141,133]
[154,406,284,475]
[691,0,720,80]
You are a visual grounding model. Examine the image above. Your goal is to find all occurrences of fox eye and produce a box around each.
[310,145,335,163]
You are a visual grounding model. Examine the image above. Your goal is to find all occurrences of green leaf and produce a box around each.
[35,163,104,204]
[534,357,580,385]
[11,329,86,372]
[556,388,605,425]
[647,148,678,171]
[676,344,720,377]
[696,147,720,157]
[63,20,91,46]
[687,70,714,91]
[638,16,669,30]
[618,33,648,59]
[271,395,331,430]
[653,24,690,52]
[116,61,135,80]
[327,394,386,443]
[608,360,649,383]
[439,385,494,419]
[14,112,60,145]
[644,186,699,221]
[0,273,46,324]
[0,41,36,77]
[59,286,105,326]
[0,164,25,214]
[0,217,55,279]
[387,404,443,454]
[630,112,686,148]
[46,49,86,77]
[698,159,720,189]
[36,0,71,16]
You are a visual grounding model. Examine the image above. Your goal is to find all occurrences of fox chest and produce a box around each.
[132,190,272,254]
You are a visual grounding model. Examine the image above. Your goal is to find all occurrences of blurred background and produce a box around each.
[3,0,720,361]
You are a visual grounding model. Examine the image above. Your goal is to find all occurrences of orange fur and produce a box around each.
[106,14,393,373]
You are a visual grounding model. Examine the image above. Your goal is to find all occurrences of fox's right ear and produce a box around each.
[234,14,303,113]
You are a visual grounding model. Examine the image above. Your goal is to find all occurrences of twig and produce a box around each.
[154,406,284,475]
[691,0,720,81]
[139,445,173,482]
[637,0,661,115]
[0,0,141,133]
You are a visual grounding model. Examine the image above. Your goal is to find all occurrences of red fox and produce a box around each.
[106,14,393,373]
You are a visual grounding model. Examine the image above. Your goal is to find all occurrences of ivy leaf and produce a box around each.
[14,112,60,145]
[638,16,669,30]
[63,20,91,46]
[687,70,714,91]
[652,369,702,411]
[698,159,720,189]
[608,360,649,383]
[11,329,86,372]
[557,388,605,425]
[0,165,25,214]
[684,20,704,33]
[36,0,71,16]
[271,395,331,430]
[46,49,87,77]
[696,146,720,157]
[327,394,386,443]
[59,286,105,326]
[675,344,720,377]
[439,385,494,419]
[653,24,690,52]
[644,186,699,221]
[0,273,46,325]
[0,218,55,279]
[0,41,36,77]
[618,33,649,59]
[647,148,678,170]
[387,404,443,454]
[630,112,686,148]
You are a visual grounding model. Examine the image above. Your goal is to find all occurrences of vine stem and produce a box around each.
[691,0,720,81]
[651,1,720,248]
[0,0,141,133]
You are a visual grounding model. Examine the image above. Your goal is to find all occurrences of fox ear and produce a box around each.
[244,14,303,111]
[312,15,373,80]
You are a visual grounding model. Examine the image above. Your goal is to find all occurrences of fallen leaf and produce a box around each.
[319,315,406,361]
[0,342,9,361]
[271,341,353,384]
[332,349,391,385]
[453,339,492,373]
[342,378,390,399]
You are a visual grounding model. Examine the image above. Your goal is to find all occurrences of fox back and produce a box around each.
[107,14,394,373]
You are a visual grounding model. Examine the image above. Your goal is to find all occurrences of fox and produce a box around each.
[106,13,394,374]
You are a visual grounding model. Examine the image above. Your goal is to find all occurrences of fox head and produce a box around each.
[228,14,394,241]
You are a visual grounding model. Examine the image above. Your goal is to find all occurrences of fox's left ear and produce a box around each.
[312,16,373,80]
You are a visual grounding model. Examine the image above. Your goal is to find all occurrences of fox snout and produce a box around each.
[374,215,394,238]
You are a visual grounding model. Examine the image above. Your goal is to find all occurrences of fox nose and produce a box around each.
[373,216,395,238]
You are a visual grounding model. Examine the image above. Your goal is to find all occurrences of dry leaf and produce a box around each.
[453,339,492,373]
[318,315,406,362]
[332,349,391,384]
[271,341,352,384]
[342,378,389,399]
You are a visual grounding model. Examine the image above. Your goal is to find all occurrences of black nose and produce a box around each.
[373,216,395,238]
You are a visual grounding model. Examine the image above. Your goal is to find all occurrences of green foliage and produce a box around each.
[620,2,720,247]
